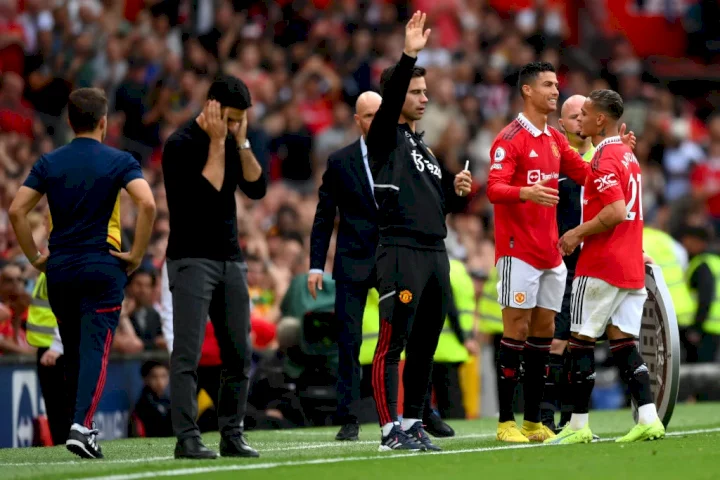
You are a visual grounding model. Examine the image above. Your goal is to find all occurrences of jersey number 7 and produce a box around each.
[626,173,643,221]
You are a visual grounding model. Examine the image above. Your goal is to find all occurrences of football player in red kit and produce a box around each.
[486,62,635,443]
[546,89,665,445]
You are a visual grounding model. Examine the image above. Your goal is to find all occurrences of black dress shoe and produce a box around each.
[174,437,218,459]
[422,413,455,438]
[335,423,360,441]
[220,434,260,458]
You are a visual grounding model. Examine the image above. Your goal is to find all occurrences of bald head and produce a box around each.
[559,94,587,143]
[354,91,382,138]
[561,95,586,120]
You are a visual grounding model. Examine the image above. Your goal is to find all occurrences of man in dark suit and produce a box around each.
[309,91,381,441]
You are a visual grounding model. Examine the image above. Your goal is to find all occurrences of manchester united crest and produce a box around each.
[399,290,413,304]
[551,143,560,158]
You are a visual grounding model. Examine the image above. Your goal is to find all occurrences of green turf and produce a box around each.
[2,403,720,480]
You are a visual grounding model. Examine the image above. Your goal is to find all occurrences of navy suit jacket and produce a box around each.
[310,138,378,284]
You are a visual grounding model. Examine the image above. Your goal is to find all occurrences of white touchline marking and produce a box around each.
[63,427,720,480]
[0,434,496,467]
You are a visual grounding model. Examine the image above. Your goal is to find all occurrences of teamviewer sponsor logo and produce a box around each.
[527,170,559,184]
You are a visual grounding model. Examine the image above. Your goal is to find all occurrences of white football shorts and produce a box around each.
[496,256,567,312]
[570,276,647,339]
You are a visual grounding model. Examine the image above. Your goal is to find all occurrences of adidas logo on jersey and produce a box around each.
[529,150,538,158]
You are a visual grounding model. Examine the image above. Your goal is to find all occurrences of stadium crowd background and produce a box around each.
[2,0,720,433]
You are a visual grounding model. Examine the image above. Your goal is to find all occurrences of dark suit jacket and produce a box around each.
[310,138,378,284]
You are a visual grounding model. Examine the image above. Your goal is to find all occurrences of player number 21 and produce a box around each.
[626,173,643,221]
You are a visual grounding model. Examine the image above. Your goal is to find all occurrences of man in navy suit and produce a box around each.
[309,91,381,441]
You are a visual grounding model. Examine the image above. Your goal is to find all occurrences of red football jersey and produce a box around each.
[487,114,590,270]
[576,137,645,289]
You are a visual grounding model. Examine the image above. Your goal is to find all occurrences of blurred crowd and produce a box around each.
[2,0,720,372]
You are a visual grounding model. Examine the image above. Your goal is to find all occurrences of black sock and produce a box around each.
[523,337,552,423]
[610,339,653,407]
[540,353,564,427]
[497,337,524,423]
[559,350,573,427]
[568,337,596,414]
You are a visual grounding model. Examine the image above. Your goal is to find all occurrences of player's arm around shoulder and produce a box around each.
[553,127,589,185]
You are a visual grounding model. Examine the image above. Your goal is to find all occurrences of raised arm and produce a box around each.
[233,112,267,200]
[366,54,414,160]
[366,11,431,165]
[197,100,229,191]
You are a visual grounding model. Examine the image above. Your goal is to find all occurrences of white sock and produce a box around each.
[637,403,658,425]
[570,413,589,430]
[71,423,89,435]
[381,422,397,437]
[401,418,420,431]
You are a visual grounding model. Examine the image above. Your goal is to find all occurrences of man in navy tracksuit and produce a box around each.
[9,88,156,459]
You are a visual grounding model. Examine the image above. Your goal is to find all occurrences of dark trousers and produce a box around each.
[36,347,70,445]
[167,258,252,441]
[373,245,450,424]
[426,362,465,419]
[335,280,371,425]
[47,257,126,428]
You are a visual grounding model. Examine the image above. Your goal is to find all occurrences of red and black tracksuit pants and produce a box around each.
[371,245,451,425]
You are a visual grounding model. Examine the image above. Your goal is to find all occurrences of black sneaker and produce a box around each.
[379,424,425,452]
[540,406,556,432]
[405,422,441,451]
[220,434,259,458]
[66,424,103,459]
[174,437,218,459]
[423,412,455,438]
[336,423,360,441]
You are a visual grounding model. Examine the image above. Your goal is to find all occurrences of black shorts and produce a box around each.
[554,268,574,341]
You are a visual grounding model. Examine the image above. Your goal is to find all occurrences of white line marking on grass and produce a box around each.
[67,427,720,480]
[0,433,496,467]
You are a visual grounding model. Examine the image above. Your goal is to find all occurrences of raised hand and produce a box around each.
[196,100,228,141]
[404,11,431,58]
[619,123,636,150]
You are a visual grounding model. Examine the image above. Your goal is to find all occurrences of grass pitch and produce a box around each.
[2,403,720,480]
